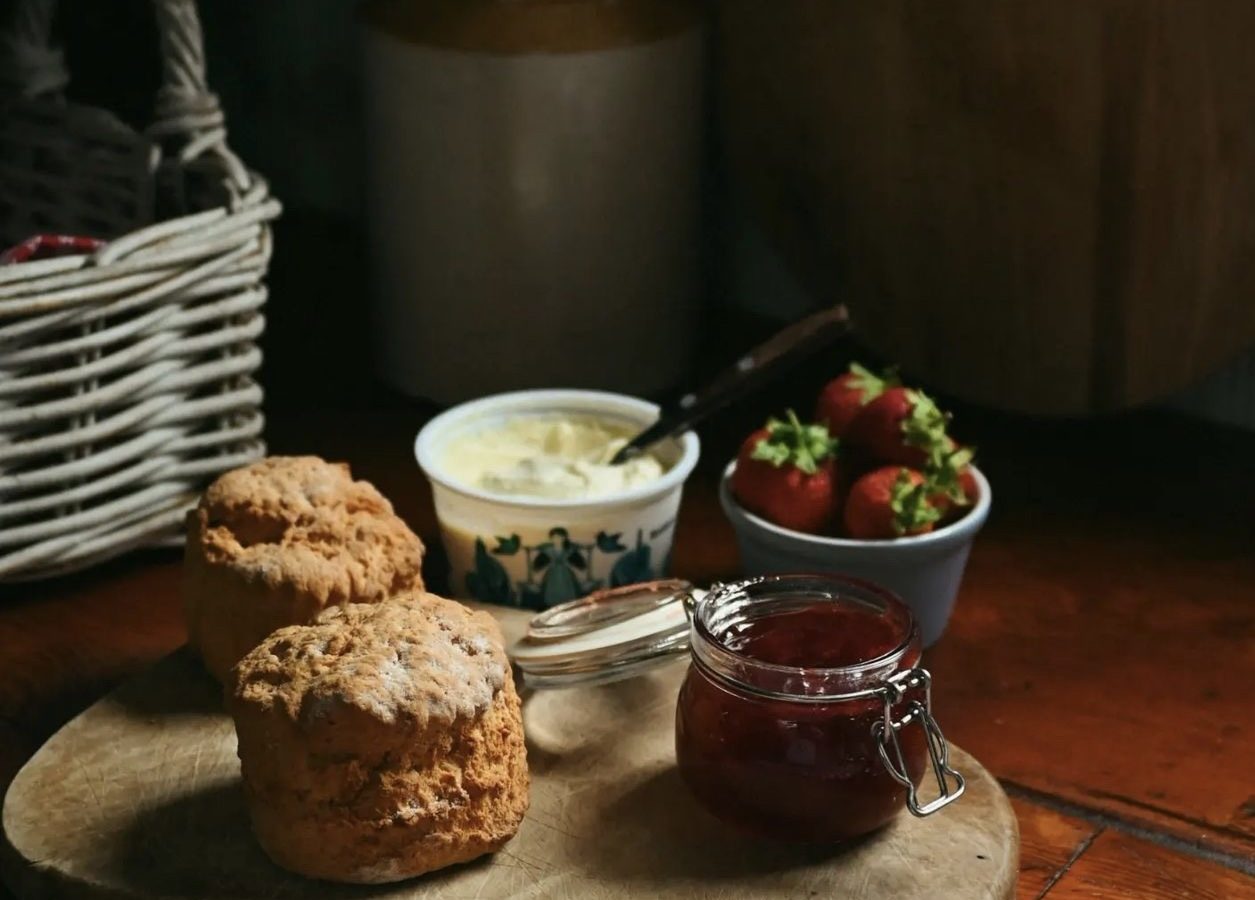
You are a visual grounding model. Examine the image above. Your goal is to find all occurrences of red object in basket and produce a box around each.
[0,234,104,265]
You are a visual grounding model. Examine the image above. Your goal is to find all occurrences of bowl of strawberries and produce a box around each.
[720,364,990,646]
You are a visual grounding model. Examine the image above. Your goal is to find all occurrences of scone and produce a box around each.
[228,593,529,883]
[184,455,425,682]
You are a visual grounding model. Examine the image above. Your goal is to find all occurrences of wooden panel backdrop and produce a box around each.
[719,0,1255,413]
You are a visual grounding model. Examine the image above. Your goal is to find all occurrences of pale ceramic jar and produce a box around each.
[416,390,700,610]
[361,1,705,403]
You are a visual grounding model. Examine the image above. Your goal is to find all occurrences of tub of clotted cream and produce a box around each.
[415,390,701,609]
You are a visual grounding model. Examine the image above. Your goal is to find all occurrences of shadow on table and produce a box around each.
[118,782,494,899]
[109,649,225,719]
[581,766,862,883]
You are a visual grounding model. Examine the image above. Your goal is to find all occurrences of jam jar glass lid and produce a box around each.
[508,579,698,689]
[507,574,916,692]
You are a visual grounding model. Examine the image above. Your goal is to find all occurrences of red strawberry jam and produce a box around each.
[676,576,929,842]
[719,603,905,668]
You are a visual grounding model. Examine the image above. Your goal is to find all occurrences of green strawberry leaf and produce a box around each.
[750,438,793,467]
[926,444,975,503]
[847,362,900,403]
[889,470,942,534]
[948,445,975,470]
[892,386,976,503]
[751,409,839,476]
[900,389,954,468]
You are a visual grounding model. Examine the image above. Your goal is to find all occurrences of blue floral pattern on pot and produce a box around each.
[466,522,674,609]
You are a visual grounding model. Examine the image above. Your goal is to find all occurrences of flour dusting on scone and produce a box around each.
[228,592,529,883]
[183,456,425,682]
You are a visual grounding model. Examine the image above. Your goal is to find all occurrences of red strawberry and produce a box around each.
[731,411,841,534]
[814,363,899,437]
[928,445,979,521]
[846,386,952,469]
[843,466,941,539]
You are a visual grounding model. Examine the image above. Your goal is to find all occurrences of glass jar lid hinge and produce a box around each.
[873,668,966,817]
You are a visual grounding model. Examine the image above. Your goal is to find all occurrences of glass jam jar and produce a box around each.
[675,574,963,842]
[508,575,964,842]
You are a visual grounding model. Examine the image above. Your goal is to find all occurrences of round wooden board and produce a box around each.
[2,607,1017,899]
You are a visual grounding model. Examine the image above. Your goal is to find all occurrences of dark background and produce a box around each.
[12,0,1255,430]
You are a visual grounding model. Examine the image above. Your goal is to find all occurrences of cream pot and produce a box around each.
[415,390,700,609]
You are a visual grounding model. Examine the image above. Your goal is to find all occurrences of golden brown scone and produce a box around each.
[228,592,529,883]
[184,456,425,682]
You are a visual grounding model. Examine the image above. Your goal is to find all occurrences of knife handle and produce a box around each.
[613,304,851,463]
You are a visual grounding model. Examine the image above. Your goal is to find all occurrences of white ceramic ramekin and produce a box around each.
[719,461,992,646]
[415,390,701,610]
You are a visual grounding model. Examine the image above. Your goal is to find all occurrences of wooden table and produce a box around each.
[2,370,1254,898]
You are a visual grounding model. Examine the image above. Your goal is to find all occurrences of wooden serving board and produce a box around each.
[2,608,1017,899]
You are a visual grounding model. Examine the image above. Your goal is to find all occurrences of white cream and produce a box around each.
[442,416,666,500]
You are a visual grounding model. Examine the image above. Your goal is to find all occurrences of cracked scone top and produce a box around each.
[229,592,530,884]
[234,593,506,730]
[184,455,426,682]
[193,455,422,596]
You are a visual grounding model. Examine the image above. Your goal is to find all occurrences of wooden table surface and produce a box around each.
[2,360,1254,898]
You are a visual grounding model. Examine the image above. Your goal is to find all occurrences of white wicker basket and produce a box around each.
[0,0,280,580]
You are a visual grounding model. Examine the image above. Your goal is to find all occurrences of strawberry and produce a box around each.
[845,386,952,469]
[731,411,841,534]
[928,445,979,520]
[814,363,899,438]
[843,466,942,539]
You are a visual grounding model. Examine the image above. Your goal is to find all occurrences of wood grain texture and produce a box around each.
[1009,799,1099,900]
[930,527,1255,857]
[0,555,185,796]
[2,641,1017,899]
[923,413,1255,860]
[1047,829,1255,899]
[718,1,1255,413]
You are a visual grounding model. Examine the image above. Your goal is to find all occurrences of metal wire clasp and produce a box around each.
[871,667,966,817]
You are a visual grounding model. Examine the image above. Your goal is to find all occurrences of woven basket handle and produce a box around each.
[0,0,67,96]
[148,0,251,191]
[2,0,252,191]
